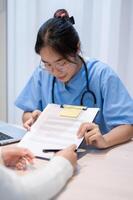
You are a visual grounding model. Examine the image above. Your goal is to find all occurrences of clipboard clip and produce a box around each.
[60,104,87,110]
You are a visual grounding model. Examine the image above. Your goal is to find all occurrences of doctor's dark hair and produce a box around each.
[35,9,81,59]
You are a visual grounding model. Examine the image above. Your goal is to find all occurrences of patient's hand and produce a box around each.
[1,146,34,170]
[56,145,77,169]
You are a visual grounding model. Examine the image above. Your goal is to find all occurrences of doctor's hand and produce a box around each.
[23,110,41,131]
[56,145,77,169]
[1,146,35,170]
[77,123,108,149]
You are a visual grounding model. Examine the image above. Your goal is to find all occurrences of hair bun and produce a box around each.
[54,9,69,18]
[54,9,75,25]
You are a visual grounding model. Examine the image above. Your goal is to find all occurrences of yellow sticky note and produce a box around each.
[60,108,82,118]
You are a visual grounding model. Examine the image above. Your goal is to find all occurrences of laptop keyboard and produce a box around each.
[0,132,13,140]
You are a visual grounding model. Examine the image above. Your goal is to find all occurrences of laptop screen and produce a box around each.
[0,121,26,145]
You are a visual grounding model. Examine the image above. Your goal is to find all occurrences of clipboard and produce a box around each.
[18,104,99,159]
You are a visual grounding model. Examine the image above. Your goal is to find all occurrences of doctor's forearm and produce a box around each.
[103,125,133,148]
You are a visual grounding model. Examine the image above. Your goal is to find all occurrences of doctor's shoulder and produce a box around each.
[87,59,119,81]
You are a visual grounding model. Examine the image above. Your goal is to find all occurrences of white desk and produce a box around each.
[55,141,133,200]
[1,141,133,200]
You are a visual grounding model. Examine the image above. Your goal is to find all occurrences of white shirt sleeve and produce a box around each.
[0,156,73,200]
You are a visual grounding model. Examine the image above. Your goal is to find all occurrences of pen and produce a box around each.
[43,149,61,153]
[43,149,78,153]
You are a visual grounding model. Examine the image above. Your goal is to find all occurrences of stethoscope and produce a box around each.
[52,57,98,106]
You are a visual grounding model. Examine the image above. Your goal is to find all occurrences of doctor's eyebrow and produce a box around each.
[41,58,63,64]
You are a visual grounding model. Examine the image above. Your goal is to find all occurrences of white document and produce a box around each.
[19,104,99,159]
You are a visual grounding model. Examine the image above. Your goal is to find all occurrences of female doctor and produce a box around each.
[15,9,133,149]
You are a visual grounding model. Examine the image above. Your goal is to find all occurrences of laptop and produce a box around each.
[0,121,26,146]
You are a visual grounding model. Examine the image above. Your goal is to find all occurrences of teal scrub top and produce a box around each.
[15,58,133,134]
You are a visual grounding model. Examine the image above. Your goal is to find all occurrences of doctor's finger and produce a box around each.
[77,123,90,138]
[23,123,31,131]
[87,134,101,146]
[77,122,88,133]
[77,123,98,138]
[86,131,102,145]
[84,129,96,138]
[23,118,33,130]
[32,110,41,119]
[84,129,97,144]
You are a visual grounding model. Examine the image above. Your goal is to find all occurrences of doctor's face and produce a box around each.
[40,46,81,83]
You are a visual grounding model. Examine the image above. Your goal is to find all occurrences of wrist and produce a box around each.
[53,156,74,172]
[103,134,112,148]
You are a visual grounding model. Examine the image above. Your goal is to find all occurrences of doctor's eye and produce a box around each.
[57,60,67,66]
[45,63,52,68]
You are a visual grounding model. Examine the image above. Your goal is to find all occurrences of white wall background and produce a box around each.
[7,0,133,124]
[0,0,7,121]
